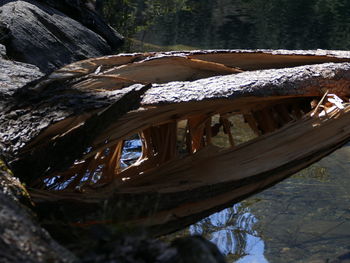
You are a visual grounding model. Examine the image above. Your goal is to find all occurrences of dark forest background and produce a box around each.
[100,0,350,51]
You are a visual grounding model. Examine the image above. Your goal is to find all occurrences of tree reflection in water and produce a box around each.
[183,144,350,263]
[189,203,268,262]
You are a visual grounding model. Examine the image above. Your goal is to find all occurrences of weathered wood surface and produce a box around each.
[1,83,149,182]
[2,62,349,178]
[141,62,350,105]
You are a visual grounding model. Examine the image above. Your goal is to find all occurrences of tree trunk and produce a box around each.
[2,50,350,237]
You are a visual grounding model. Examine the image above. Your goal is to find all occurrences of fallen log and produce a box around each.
[33,104,350,237]
[2,50,350,237]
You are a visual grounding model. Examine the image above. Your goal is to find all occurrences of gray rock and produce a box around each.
[0,58,44,101]
[0,44,6,58]
[79,232,226,263]
[37,0,124,49]
[172,236,226,263]
[80,234,178,263]
[0,160,77,263]
[0,0,114,73]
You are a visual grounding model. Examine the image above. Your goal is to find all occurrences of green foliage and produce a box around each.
[101,0,191,50]
[101,0,137,39]
[102,0,350,51]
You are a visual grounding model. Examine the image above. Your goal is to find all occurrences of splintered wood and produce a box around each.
[4,49,350,235]
[33,97,316,191]
[29,100,350,236]
[70,56,243,91]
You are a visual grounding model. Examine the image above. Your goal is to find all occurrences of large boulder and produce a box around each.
[0,57,44,101]
[0,0,122,73]
[37,0,124,49]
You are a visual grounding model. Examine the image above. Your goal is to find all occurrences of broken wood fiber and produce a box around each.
[1,60,350,187]
[2,50,350,236]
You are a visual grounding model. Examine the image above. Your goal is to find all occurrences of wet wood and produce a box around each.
[4,84,151,183]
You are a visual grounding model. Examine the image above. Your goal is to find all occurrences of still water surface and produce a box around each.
[122,134,350,262]
[172,143,350,262]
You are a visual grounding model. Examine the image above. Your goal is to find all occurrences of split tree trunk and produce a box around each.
[2,58,350,181]
[2,50,350,237]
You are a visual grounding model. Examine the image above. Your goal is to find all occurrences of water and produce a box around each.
[121,131,350,262]
[120,137,143,169]
[109,0,350,51]
[171,143,350,262]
